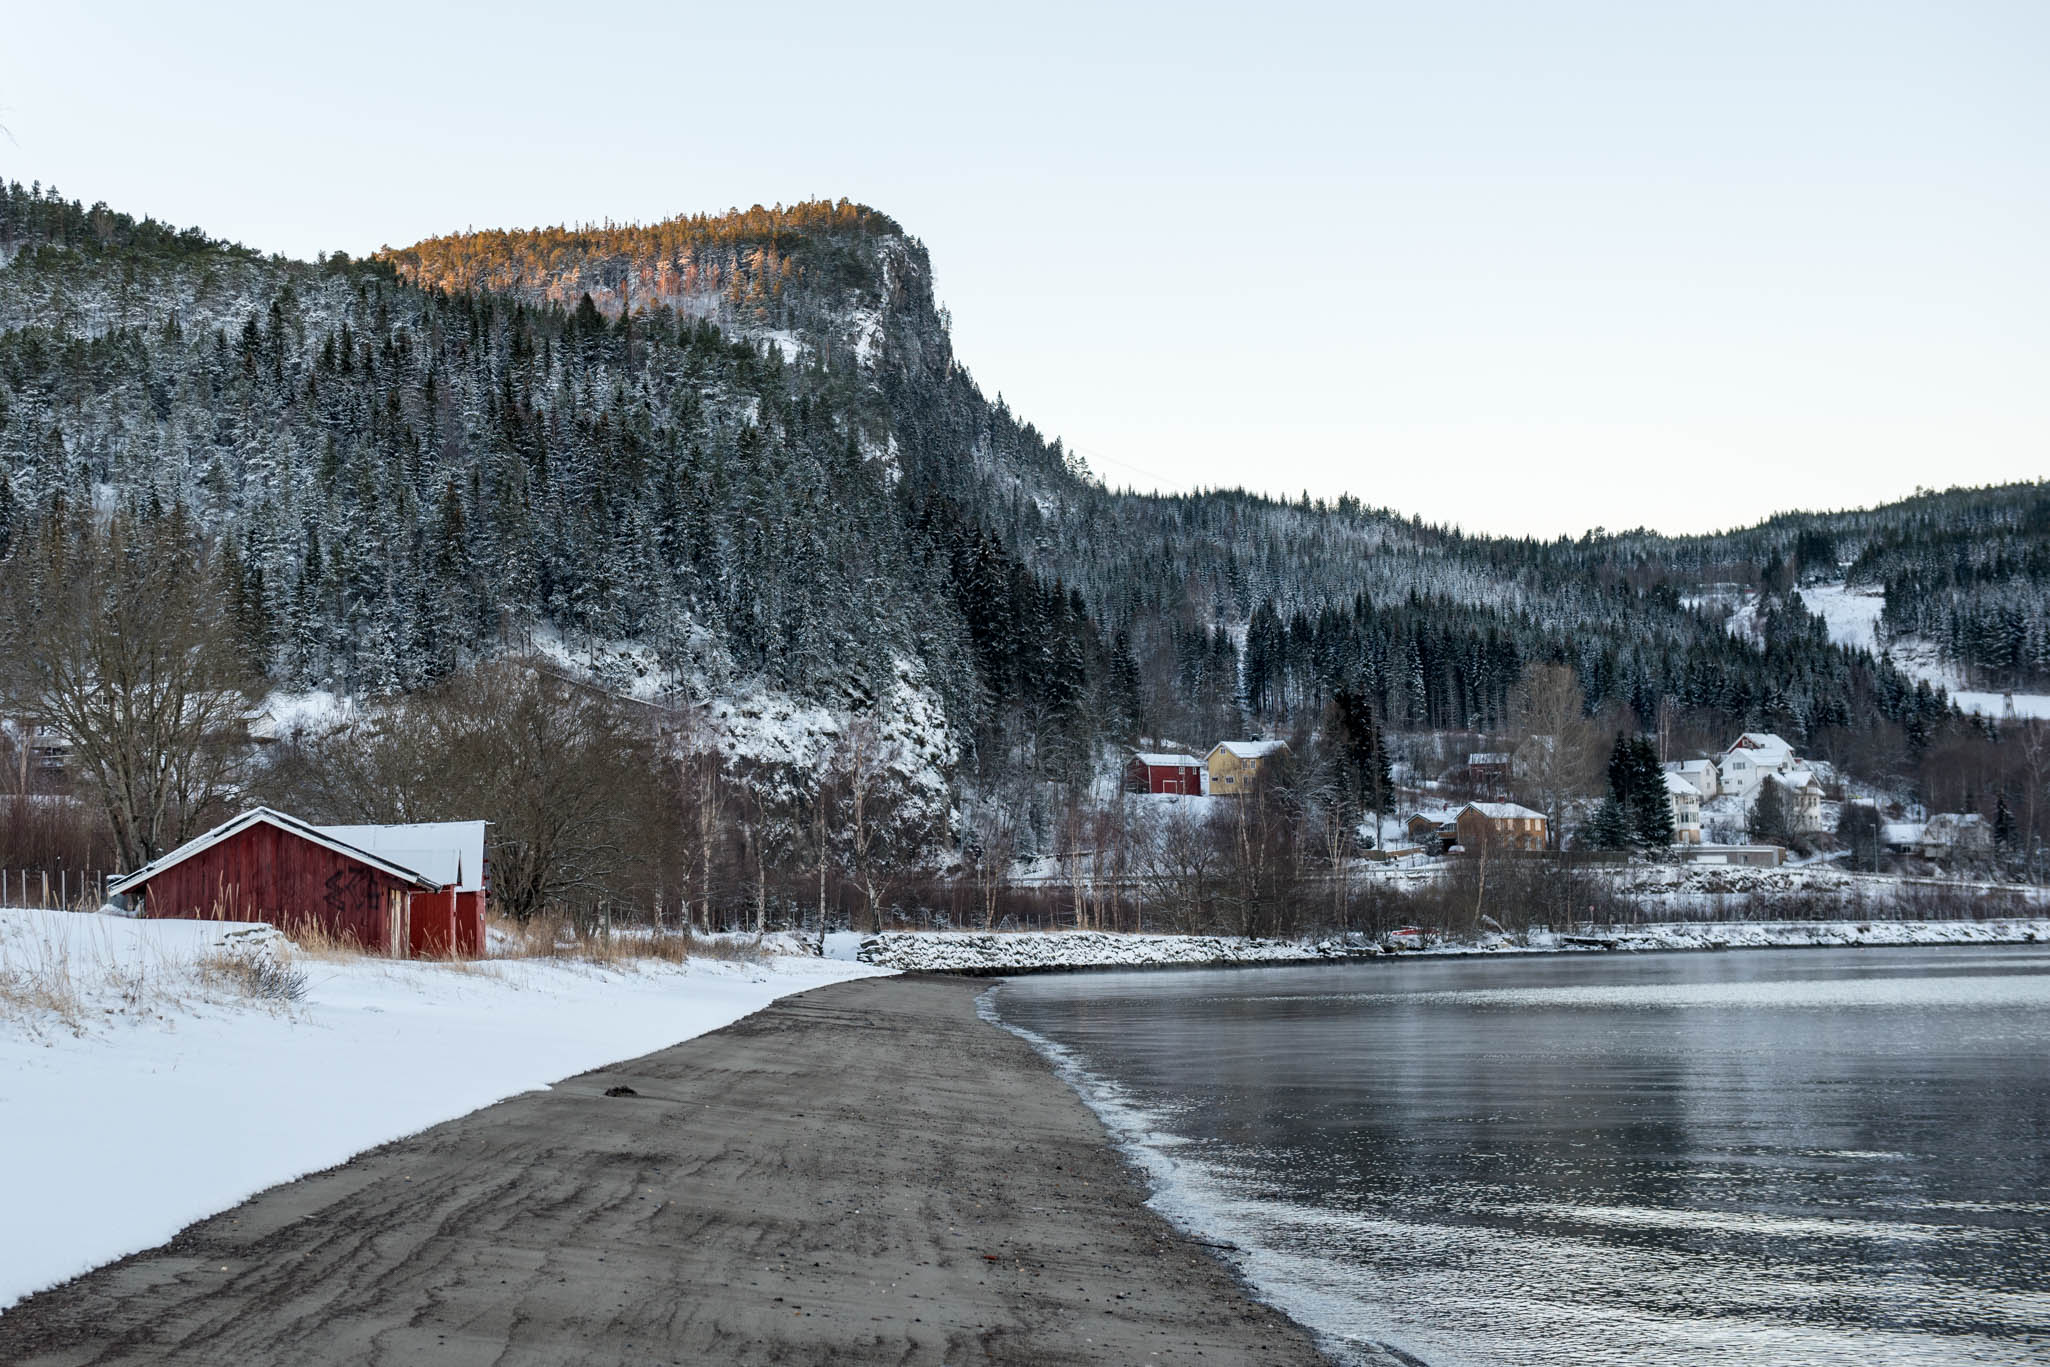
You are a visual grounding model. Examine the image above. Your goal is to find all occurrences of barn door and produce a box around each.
[389,889,409,958]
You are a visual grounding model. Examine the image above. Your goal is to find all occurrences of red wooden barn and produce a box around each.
[106,808,474,958]
[1126,751,1205,795]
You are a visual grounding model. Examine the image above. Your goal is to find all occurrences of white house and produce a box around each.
[1664,772,1703,844]
[1664,758,1719,800]
[1770,769,1826,834]
[1719,732,1797,799]
[1917,813,1993,861]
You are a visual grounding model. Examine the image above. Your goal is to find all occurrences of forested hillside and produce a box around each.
[1,177,2041,855]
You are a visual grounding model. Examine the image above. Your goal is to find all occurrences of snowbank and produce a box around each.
[859,930,1363,974]
[0,908,891,1312]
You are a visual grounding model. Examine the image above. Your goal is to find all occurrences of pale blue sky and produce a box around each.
[3,1,2044,536]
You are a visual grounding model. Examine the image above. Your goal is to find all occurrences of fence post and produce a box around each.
[41,870,49,908]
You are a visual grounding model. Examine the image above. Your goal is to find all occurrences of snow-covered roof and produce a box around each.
[1923,812,1987,834]
[1727,732,1793,756]
[1130,752,1203,768]
[1468,752,1511,766]
[1408,807,1461,825]
[109,808,446,897]
[1664,773,1703,796]
[1462,801,1546,821]
[1209,740,1289,761]
[1883,822,1925,844]
[1669,759,1715,774]
[1774,769,1821,791]
[315,822,488,892]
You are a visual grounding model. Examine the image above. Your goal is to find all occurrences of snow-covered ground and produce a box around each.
[1802,582,2050,719]
[0,909,890,1312]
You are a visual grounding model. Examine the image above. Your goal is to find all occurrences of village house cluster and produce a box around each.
[1660,731,1825,841]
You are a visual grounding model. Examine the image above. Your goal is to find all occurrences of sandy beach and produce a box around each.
[0,974,1326,1365]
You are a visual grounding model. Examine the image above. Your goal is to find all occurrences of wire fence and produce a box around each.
[1,868,110,910]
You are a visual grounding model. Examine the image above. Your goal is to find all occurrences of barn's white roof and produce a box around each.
[315,822,488,892]
[108,808,447,897]
[1131,752,1203,768]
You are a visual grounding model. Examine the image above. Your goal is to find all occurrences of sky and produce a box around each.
[2,1,2044,538]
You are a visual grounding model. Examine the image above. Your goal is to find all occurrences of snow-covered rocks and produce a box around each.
[857,930,1363,974]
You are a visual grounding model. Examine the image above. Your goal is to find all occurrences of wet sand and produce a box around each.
[0,973,1327,1365]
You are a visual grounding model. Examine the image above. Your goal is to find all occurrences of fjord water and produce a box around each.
[992,947,2050,1366]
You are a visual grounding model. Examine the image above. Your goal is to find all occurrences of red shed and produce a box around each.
[107,808,444,956]
[1126,751,1205,796]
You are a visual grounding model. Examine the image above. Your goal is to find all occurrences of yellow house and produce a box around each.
[1204,740,1290,796]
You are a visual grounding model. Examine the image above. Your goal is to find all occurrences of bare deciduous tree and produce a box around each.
[1510,663,1601,847]
[261,659,672,919]
[0,512,253,870]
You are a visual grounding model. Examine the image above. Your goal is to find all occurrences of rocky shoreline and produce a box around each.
[856,919,2050,973]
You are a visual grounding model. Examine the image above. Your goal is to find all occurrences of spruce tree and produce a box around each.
[1625,738,1674,851]
[1751,775,1791,845]
[1585,797,1631,850]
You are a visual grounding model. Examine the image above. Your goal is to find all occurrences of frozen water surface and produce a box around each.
[993,946,2050,1366]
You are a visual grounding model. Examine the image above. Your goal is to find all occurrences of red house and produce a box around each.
[106,808,479,958]
[1126,751,1205,796]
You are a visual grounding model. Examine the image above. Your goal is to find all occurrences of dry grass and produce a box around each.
[485,912,763,966]
[0,951,85,1030]
[196,948,309,1004]
[0,914,313,1037]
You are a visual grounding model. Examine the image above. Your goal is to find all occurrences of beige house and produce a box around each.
[1665,772,1703,844]
[1455,801,1548,852]
[1205,740,1290,796]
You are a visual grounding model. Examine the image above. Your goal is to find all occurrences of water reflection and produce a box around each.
[994,946,2050,1366]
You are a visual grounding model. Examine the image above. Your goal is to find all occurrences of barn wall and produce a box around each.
[136,824,417,951]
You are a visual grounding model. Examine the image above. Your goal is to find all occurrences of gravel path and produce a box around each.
[0,974,1327,1365]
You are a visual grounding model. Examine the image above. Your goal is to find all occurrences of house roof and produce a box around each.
[1208,740,1289,761]
[1468,752,1511,766]
[1664,772,1703,796]
[315,821,488,892]
[1462,801,1545,821]
[109,807,447,897]
[1923,812,1987,834]
[1727,731,1793,756]
[1408,807,1461,825]
[1774,769,1821,791]
[1669,759,1715,773]
[1131,751,1203,768]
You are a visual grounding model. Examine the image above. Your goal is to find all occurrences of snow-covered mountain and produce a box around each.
[1,179,2041,808]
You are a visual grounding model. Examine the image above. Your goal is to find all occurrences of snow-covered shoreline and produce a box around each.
[0,908,892,1312]
[860,919,2050,974]
[860,929,1355,974]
